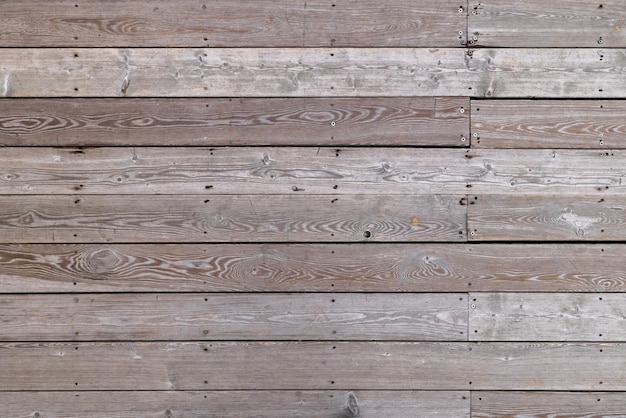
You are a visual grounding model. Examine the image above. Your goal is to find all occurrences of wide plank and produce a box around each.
[0,195,467,243]
[472,100,626,149]
[1,341,624,390]
[0,293,467,341]
[0,390,470,418]
[469,0,626,47]
[0,0,466,47]
[0,98,469,147]
[470,293,626,341]
[468,195,626,241]
[472,391,626,417]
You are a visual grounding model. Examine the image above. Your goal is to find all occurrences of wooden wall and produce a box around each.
[1,1,626,416]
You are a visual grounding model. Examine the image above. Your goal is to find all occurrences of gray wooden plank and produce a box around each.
[0,293,467,341]
[0,0,467,47]
[0,391,471,418]
[472,391,626,417]
[3,48,625,98]
[0,195,467,243]
[468,195,626,241]
[469,0,626,47]
[1,341,624,390]
[469,293,626,341]
[0,98,470,147]
[471,100,626,149]
[4,243,626,293]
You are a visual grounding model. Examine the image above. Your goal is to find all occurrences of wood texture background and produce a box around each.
[2,1,626,416]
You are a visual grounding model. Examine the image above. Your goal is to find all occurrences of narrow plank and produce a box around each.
[0,0,466,47]
[0,391,471,418]
[0,293,467,341]
[0,98,469,147]
[471,100,626,149]
[0,195,467,243]
[4,243,626,293]
[472,391,626,417]
[1,341,624,390]
[470,293,626,341]
[469,0,626,47]
[468,195,626,241]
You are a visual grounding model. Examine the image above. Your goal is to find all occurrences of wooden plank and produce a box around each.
[468,195,626,241]
[469,0,626,47]
[1,341,624,390]
[0,195,467,243]
[0,390,471,418]
[4,243,626,293]
[471,100,626,149]
[472,391,626,417]
[0,293,467,341]
[0,98,470,147]
[470,293,626,341]
[0,0,467,47]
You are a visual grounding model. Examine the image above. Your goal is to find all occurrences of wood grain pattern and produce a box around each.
[4,243,626,293]
[0,195,467,243]
[0,293,468,341]
[471,100,626,149]
[0,0,467,47]
[470,293,626,341]
[469,0,626,47]
[0,98,469,147]
[0,390,470,418]
[472,391,626,417]
[1,341,624,390]
[468,195,626,241]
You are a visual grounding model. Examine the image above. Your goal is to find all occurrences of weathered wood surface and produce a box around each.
[1,342,624,390]
[2,48,626,98]
[468,195,626,241]
[470,293,626,341]
[472,100,626,149]
[0,98,469,147]
[0,293,467,341]
[4,243,626,293]
[0,0,467,47]
[0,195,466,243]
[0,391,471,418]
[472,391,626,417]
[469,0,626,47]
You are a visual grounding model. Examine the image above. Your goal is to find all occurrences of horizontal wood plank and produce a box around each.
[471,100,626,149]
[470,293,626,341]
[0,195,467,243]
[472,391,626,417]
[1,341,624,390]
[0,0,466,47]
[0,293,467,341]
[469,0,626,47]
[0,98,469,147]
[0,390,470,418]
[2,48,626,98]
[468,195,626,241]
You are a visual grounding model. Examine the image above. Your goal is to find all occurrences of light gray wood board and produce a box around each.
[469,0,626,47]
[2,48,625,98]
[0,342,623,390]
[3,243,626,293]
[0,391,471,418]
[0,97,469,147]
[0,293,467,341]
[0,195,467,243]
[468,195,626,241]
[469,293,626,341]
[472,100,626,148]
[0,0,467,47]
[472,391,626,417]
